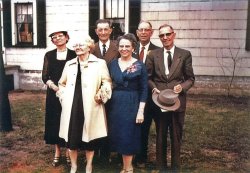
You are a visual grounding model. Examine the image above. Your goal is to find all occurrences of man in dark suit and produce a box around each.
[92,19,120,164]
[146,24,195,171]
[92,19,120,65]
[134,20,160,167]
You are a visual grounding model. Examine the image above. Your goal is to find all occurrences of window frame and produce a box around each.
[12,1,36,46]
[3,0,46,48]
[89,0,140,42]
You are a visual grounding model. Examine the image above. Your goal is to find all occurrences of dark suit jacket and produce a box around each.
[134,42,160,60]
[134,42,160,115]
[146,47,195,112]
[92,41,120,65]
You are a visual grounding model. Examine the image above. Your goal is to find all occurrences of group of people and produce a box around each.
[42,19,195,173]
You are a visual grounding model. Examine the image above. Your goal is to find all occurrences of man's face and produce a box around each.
[159,26,175,50]
[136,22,153,45]
[95,23,112,43]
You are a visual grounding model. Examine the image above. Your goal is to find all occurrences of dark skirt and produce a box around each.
[44,89,65,146]
[66,72,100,151]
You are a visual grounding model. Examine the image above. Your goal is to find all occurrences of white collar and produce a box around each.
[140,42,150,51]
[99,40,110,50]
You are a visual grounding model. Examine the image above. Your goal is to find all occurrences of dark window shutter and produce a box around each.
[3,0,12,48]
[36,0,46,48]
[129,0,141,39]
[89,0,99,43]
[246,0,250,51]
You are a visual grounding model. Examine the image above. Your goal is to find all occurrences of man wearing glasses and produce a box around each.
[134,20,159,168]
[146,24,195,171]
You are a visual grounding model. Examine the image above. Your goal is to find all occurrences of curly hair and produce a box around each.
[117,33,137,48]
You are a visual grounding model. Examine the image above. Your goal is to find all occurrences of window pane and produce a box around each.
[105,0,124,18]
[118,0,124,18]
[105,0,112,18]
[15,3,33,44]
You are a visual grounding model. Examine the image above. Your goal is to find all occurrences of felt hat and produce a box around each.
[152,89,180,111]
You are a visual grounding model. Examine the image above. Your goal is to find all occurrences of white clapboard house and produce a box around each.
[1,0,250,95]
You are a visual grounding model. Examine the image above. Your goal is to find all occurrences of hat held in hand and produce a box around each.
[152,89,180,111]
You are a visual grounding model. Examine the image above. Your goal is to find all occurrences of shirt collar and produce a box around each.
[140,42,150,51]
[164,45,175,55]
[99,40,110,50]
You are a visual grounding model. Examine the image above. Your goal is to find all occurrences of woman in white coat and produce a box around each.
[57,35,112,173]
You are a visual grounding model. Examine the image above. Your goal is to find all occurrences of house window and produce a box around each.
[105,0,125,18]
[3,0,46,48]
[89,0,140,42]
[104,0,126,40]
[15,3,33,44]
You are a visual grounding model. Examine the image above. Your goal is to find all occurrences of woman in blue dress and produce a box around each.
[108,33,148,173]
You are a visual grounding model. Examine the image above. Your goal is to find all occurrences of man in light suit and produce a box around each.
[92,19,120,164]
[146,24,195,171]
[134,20,160,167]
[92,19,120,65]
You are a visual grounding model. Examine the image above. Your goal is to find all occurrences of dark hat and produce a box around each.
[48,30,68,37]
[152,89,180,111]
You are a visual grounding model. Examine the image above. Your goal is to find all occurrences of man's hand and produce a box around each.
[174,84,182,93]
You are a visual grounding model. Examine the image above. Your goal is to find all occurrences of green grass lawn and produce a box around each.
[0,91,249,173]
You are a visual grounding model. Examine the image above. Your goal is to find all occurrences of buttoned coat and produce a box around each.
[92,41,120,65]
[58,54,112,142]
[146,47,195,112]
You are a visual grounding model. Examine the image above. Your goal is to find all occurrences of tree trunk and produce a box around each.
[0,7,13,131]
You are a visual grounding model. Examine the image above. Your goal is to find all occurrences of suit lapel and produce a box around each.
[168,47,181,79]
[105,42,118,63]
[94,42,102,58]
[156,48,168,80]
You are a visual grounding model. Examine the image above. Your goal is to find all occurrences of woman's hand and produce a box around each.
[136,110,144,124]
[94,92,103,104]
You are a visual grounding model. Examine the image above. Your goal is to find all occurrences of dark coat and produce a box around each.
[134,41,160,59]
[92,41,120,65]
[42,48,76,144]
[146,47,195,112]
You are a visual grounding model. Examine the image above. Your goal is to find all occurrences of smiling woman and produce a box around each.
[107,33,148,173]
[57,34,112,173]
[42,29,76,168]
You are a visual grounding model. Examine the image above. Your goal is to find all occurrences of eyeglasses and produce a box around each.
[159,32,174,38]
[137,28,152,32]
[51,34,65,40]
[72,44,86,49]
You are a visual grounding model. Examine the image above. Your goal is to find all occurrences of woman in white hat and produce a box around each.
[42,30,76,167]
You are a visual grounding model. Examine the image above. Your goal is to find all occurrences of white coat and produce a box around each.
[58,54,112,142]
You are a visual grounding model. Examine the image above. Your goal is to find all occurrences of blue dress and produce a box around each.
[108,59,148,155]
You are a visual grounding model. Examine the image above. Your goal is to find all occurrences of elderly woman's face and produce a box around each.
[51,32,68,46]
[73,42,90,55]
[118,38,134,58]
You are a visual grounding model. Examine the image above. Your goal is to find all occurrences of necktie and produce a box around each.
[102,44,106,57]
[139,46,145,61]
[167,51,172,70]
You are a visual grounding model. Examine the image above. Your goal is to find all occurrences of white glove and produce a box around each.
[56,90,64,104]
[136,102,145,124]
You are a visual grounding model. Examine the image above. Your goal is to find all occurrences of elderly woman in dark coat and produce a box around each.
[42,29,76,167]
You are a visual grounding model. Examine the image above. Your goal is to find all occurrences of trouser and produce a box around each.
[154,109,185,170]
